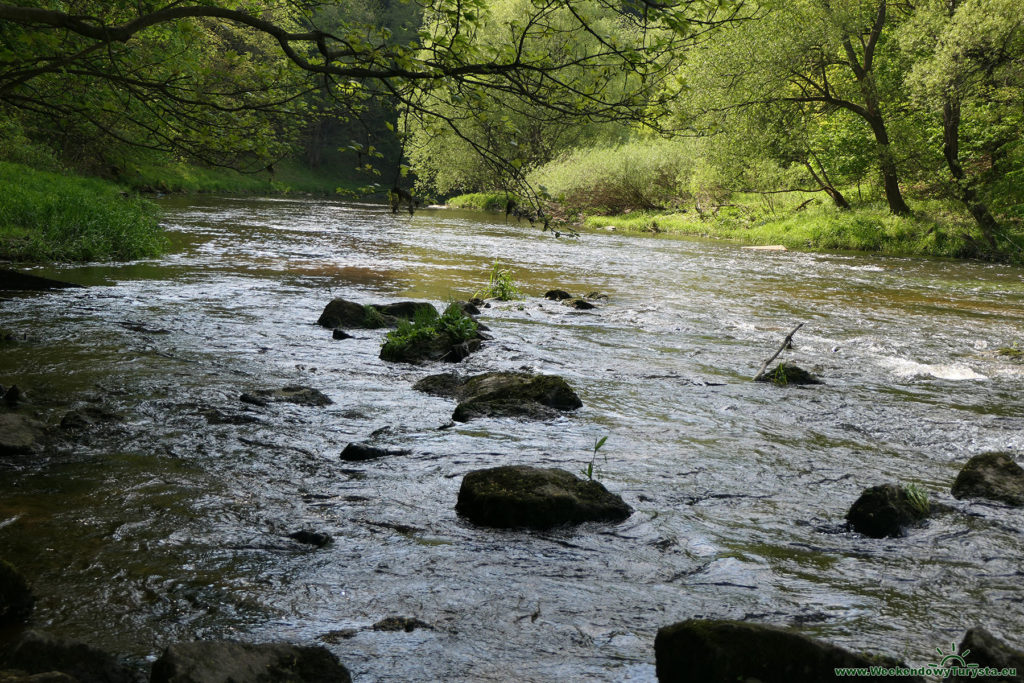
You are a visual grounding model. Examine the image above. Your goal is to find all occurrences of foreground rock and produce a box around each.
[562,298,595,310]
[846,484,930,538]
[414,371,582,422]
[951,452,1024,506]
[951,627,1024,683]
[0,414,43,456]
[239,386,331,407]
[151,641,350,683]
[380,335,481,364]
[654,619,921,683]
[0,671,78,682]
[754,363,821,385]
[456,465,631,529]
[0,560,34,624]
[316,298,435,330]
[0,631,139,683]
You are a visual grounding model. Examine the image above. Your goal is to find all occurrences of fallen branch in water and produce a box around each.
[753,323,804,381]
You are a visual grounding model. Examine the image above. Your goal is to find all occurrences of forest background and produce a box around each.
[0,0,1021,262]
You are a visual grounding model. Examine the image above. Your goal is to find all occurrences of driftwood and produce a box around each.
[753,323,804,381]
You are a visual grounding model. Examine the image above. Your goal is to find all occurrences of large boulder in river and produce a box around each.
[0,414,43,456]
[414,371,582,422]
[0,559,34,624]
[951,627,1024,683]
[150,641,350,683]
[0,631,139,683]
[951,452,1024,506]
[316,298,436,330]
[845,483,930,538]
[456,465,631,529]
[654,619,921,683]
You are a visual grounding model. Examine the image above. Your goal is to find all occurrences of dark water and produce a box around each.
[2,196,1024,680]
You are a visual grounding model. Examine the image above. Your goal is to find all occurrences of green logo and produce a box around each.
[933,642,980,670]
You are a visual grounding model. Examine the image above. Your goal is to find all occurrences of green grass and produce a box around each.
[380,304,478,361]
[447,192,516,211]
[474,262,524,301]
[0,162,166,262]
[584,199,1020,260]
[121,158,364,196]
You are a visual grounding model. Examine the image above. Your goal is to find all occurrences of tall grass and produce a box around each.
[0,162,165,262]
[447,192,514,211]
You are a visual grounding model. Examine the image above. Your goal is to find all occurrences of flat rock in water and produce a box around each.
[0,270,84,291]
[416,371,582,422]
[544,289,573,301]
[0,559,34,625]
[151,641,350,683]
[0,630,139,683]
[239,386,331,407]
[0,414,43,456]
[562,298,595,310]
[0,670,79,682]
[846,483,930,538]
[316,298,436,330]
[372,617,432,632]
[339,442,410,462]
[655,619,921,683]
[288,530,332,548]
[456,465,631,529]
[951,627,1024,683]
[951,452,1024,506]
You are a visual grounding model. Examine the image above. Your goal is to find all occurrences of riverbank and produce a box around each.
[446,192,1024,262]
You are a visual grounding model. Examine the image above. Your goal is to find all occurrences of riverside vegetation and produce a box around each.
[1,2,1020,264]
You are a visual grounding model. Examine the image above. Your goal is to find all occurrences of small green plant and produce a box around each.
[474,262,523,301]
[997,342,1023,359]
[770,362,789,386]
[903,483,930,515]
[361,304,390,329]
[582,435,608,481]
[379,304,478,361]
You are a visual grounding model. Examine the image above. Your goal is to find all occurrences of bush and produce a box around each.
[0,162,165,262]
[380,304,479,362]
[474,262,523,301]
[530,139,697,215]
[447,192,516,211]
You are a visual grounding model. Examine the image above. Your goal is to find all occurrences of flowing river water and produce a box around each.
[2,196,1024,681]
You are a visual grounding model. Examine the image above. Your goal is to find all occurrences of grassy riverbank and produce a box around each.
[120,158,365,196]
[0,162,165,262]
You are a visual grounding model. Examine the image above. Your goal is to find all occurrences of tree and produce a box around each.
[0,1,732,183]
[901,0,1024,249]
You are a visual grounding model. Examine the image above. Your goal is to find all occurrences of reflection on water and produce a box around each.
[2,196,1024,680]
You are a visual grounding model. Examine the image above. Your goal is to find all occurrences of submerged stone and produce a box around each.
[372,617,432,632]
[288,530,332,548]
[416,371,582,423]
[0,559,34,625]
[562,298,595,310]
[456,465,631,529]
[0,414,43,456]
[0,269,84,291]
[544,289,573,301]
[316,298,436,330]
[951,452,1024,506]
[239,385,331,407]
[654,619,920,683]
[846,483,930,538]
[151,641,351,683]
[339,443,410,462]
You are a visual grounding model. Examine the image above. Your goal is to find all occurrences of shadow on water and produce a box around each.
[2,196,1024,680]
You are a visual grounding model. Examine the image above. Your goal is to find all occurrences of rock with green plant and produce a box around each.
[455,465,631,529]
[316,298,437,330]
[655,619,923,683]
[413,370,583,421]
[379,304,483,364]
[845,483,931,538]
[951,452,1024,506]
[754,362,821,386]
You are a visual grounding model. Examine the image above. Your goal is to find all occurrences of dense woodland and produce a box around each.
[0,0,1022,260]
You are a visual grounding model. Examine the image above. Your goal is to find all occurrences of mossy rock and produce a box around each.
[456,465,631,529]
[151,641,351,683]
[0,559,34,625]
[380,335,481,364]
[0,414,43,457]
[951,452,1024,506]
[654,619,921,683]
[562,298,595,310]
[544,289,573,300]
[755,363,821,385]
[316,298,436,330]
[846,483,930,538]
[415,371,582,422]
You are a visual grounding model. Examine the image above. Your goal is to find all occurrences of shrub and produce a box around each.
[474,262,523,301]
[380,304,479,362]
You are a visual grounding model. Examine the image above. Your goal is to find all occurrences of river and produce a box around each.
[2,196,1023,680]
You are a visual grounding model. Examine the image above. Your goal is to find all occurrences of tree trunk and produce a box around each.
[863,108,911,216]
[943,97,1000,250]
[802,158,851,209]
